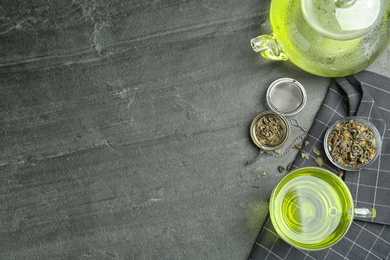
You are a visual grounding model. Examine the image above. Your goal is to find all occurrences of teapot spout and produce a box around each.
[251,34,288,61]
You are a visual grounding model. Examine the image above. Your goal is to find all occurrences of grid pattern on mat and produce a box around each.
[249,217,390,260]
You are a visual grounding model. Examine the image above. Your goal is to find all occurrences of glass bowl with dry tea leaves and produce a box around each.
[324,117,382,171]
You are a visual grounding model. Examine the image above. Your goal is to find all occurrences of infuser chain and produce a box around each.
[290,118,308,132]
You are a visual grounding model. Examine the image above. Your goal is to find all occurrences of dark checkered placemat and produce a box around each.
[249,71,390,259]
[250,217,390,260]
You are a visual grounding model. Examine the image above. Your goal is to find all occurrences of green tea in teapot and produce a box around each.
[251,0,390,77]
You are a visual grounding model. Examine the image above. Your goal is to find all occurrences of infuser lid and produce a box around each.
[301,0,386,40]
[266,78,307,116]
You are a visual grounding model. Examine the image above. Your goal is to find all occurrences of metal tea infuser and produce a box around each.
[248,78,308,164]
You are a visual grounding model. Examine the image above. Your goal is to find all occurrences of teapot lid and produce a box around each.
[301,0,386,40]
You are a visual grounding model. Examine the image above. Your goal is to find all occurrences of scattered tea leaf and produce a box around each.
[274,149,281,155]
[304,141,309,147]
[301,152,309,160]
[286,162,293,172]
[240,172,244,177]
[278,166,285,173]
[314,157,323,166]
[294,144,302,149]
[252,185,260,188]
[313,147,321,156]
[337,169,344,178]
[258,172,267,178]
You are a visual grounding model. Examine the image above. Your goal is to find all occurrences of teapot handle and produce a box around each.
[354,208,376,218]
[251,34,288,61]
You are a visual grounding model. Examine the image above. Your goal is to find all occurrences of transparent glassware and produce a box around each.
[251,0,390,77]
[270,167,376,251]
[324,117,382,171]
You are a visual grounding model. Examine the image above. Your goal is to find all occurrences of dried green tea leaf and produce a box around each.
[314,157,323,166]
[274,149,281,155]
[278,166,285,173]
[258,172,267,178]
[301,152,309,160]
[304,141,309,147]
[294,144,302,149]
[313,147,321,156]
[286,162,293,172]
[255,114,286,147]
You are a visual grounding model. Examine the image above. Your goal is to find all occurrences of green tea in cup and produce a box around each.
[269,167,376,251]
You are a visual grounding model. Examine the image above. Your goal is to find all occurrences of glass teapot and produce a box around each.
[251,0,390,77]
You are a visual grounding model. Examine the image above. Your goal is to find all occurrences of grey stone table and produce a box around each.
[1,0,390,259]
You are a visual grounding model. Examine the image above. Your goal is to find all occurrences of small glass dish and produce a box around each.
[324,117,382,171]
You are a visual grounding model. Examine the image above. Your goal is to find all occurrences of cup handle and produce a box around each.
[354,208,376,218]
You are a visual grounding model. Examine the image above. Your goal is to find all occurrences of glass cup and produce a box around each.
[269,166,376,251]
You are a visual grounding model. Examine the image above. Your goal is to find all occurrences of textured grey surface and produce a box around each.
[1,0,390,259]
